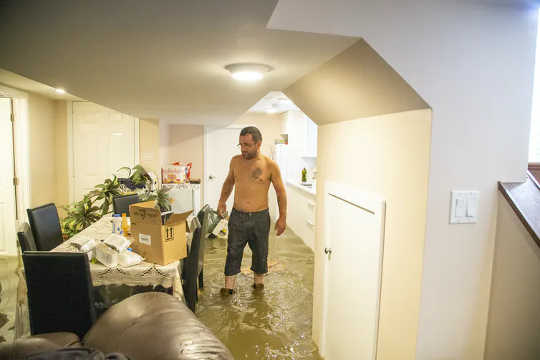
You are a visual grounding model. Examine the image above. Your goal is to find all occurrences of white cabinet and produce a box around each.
[286,181,316,250]
[281,110,317,157]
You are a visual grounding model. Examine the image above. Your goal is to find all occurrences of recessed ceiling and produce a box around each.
[248,91,299,114]
[0,0,357,125]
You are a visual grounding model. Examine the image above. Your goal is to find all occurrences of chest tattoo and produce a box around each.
[251,167,263,180]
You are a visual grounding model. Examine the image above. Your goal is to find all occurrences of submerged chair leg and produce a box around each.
[198,268,204,289]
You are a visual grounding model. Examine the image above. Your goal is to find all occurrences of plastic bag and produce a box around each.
[104,234,131,252]
[96,243,118,267]
[118,250,144,267]
[162,162,186,184]
[71,235,97,253]
[199,204,221,236]
[211,218,228,238]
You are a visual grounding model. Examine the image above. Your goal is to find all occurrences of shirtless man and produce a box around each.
[217,126,287,294]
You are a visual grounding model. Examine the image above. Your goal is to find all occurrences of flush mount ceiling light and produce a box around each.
[225,63,273,82]
[55,88,66,94]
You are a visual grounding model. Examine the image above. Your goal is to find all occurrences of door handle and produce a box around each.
[209,175,216,180]
[324,248,332,255]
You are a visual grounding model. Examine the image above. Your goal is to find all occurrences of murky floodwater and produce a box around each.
[196,225,322,360]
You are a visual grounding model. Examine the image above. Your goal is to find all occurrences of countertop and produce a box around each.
[286,179,316,196]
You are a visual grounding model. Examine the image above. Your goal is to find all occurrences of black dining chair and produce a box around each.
[196,206,216,289]
[22,252,96,338]
[112,194,141,216]
[27,203,63,251]
[17,223,37,253]
[181,206,217,312]
[182,227,202,312]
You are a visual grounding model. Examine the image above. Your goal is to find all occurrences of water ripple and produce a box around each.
[196,227,321,359]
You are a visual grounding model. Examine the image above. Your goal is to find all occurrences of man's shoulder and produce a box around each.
[262,155,278,169]
[231,154,242,163]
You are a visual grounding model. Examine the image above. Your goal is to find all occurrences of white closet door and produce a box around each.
[73,102,137,202]
[322,181,386,360]
[0,98,17,255]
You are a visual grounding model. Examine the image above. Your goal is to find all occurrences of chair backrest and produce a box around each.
[27,203,63,251]
[112,194,141,216]
[22,251,96,338]
[197,206,217,275]
[182,227,201,312]
[17,223,37,252]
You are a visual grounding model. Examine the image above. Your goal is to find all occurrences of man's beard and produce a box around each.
[242,151,256,159]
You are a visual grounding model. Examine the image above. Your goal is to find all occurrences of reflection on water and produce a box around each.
[196,225,322,360]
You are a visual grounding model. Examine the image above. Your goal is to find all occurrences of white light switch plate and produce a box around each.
[450,191,479,224]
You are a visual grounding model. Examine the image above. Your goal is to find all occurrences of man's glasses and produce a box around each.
[237,143,255,148]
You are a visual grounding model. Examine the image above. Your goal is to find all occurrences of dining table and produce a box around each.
[15,214,191,338]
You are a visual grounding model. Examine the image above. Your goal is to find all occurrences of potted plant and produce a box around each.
[60,165,156,238]
[61,195,101,238]
[143,187,172,212]
[88,175,123,216]
[118,164,151,191]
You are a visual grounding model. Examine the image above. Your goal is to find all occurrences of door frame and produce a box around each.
[67,101,140,203]
[203,124,252,207]
[0,85,31,255]
[0,86,31,223]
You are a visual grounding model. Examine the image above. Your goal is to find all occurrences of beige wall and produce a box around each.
[232,112,282,157]
[484,194,540,359]
[27,93,57,208]
[54,100,69,215]
[314,109,431,359]
[139,118,160,178]
[285,39,427,126]
[271,4,536,358]
[166,124,204,203]
[26,97,158,218]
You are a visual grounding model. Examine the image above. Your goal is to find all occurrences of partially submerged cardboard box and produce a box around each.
[129,201,191,265]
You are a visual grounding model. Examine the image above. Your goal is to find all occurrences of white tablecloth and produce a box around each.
[53,215,189,298]
[15,215,190,338]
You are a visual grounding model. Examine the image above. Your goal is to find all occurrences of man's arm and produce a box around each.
[271,161,287,236]
[217,158,235,217]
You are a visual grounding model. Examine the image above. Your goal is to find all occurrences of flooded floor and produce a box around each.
[0,256,19,343]
[196,225,322,360]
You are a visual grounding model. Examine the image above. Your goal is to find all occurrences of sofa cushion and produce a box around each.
[83,292,233,360]
[0,332,80,360]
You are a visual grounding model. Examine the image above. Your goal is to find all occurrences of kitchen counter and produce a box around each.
[284,179,317,250]
[286,179,316,196]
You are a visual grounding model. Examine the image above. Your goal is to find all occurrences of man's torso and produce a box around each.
[232,154,272,212]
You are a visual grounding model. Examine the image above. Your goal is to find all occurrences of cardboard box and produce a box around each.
[129,201,191,265]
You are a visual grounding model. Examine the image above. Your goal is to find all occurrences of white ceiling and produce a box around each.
[0,69,81,101]
[248,91,299,114]
[0,0,356,125]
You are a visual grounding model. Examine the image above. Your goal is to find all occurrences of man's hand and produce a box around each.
[217,201,227,218]
[275,217,286,236]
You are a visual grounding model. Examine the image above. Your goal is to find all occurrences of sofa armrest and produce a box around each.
[83,292,233,360]
[0,332,80,360]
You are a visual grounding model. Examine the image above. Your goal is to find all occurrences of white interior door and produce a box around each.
[205,127,240,213]
[0,98,17,255]
[73,102,137,201]
[321,181,386,359]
